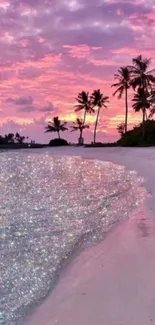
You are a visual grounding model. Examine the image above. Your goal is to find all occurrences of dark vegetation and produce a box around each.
[49,138,68,146]
[0,133,46,149]
[117,120,155,147]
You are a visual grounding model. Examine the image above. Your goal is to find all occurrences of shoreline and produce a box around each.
[25,147,155,325]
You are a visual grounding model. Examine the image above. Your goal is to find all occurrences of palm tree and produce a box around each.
[91,89,109,143]
[45,116,68,139]
[111,67,131,133]
[132,88,151,123]
[71,118,89,144]
[130,55,155,90]
[130,55,155,123]
[75,91,94,128]
[15,132,25,144]
[4,133,15,143]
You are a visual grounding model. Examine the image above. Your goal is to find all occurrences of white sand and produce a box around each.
[26,147,155,325]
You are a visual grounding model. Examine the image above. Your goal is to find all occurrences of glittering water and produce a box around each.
[0,151,146,325]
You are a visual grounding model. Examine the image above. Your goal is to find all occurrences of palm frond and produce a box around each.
[74,91,93,113]
[91,89,109,108]
[112,66,130,99]
[132,88,151,112]
[45,116,68,134]
[111,82,122,88]
[149,106,155,118]
[70,117,89,133]
[45,125,57,133]
[112,86,124,98]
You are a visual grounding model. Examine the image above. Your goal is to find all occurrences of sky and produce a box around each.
[0,0,155,143]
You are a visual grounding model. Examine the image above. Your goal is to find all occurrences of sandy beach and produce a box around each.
[25,147,155,325]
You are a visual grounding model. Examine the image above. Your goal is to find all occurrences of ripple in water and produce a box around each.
[0,152,146,324]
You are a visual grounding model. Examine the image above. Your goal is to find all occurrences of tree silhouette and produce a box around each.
[75,91,94,129]
[91,89,109,143]
[117,123,125,136]
[45,116,68,139]
[71,118,89,143]
[112,67,131,133]
[130,55,155,90]
[130,55,155,126]
[15,133,25,144]
[132,88,151,122]
[4,133,14,143]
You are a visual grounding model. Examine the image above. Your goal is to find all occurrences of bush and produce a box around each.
[49,138,68,146]
[0,136,8,145]
[117,120,155,146]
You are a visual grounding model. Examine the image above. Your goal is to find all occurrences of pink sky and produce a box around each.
[0,0,155,143]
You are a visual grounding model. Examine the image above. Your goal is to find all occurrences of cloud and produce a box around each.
[18,66,43,79]
[18,105,37,112]
[39,101,55,112]
[6,95,33,105]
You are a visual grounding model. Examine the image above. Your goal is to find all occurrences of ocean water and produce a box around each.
[0,151,146,325]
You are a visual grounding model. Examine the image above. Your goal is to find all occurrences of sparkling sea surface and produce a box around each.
[0,151,147,325]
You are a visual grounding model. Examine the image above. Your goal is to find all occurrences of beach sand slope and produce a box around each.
[26,147,155,325]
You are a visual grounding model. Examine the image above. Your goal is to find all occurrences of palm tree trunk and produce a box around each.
[142,78,146,139]
[57,131,60,139]
[94,106,100,144]
[125,86,128,133]
[142,109,145,124]
[79,129,82,141]
[142,108,145,139]
[81,109,87,140]
[83,109,87,126]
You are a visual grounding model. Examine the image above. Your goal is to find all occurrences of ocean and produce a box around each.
[0,151,146,325]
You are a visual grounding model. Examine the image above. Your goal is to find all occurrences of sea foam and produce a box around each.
[0,152,146,324]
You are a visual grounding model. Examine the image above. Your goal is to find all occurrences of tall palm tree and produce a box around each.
[130,55,155,123]
[111,67,131,133]
[91,89,109,143]
[71,118,89,143]
[75,91,94,128]
[45,116,68,139]
[132,88,151,123]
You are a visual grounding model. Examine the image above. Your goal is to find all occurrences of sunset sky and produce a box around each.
[0,0,155,143]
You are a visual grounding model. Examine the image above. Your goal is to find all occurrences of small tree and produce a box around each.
[91,89,109,143]
[132,88,151,123]
[4,133,15,143]
[71,118,89,144]
[130,55,155,137]
[117,123,125,137]
[45,116,68,139]
[15,133,25,144]
[75,91,94,138]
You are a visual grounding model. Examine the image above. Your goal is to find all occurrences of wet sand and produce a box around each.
[25,147,155,325]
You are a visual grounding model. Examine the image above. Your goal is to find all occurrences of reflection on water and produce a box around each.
[0,152,146,325]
